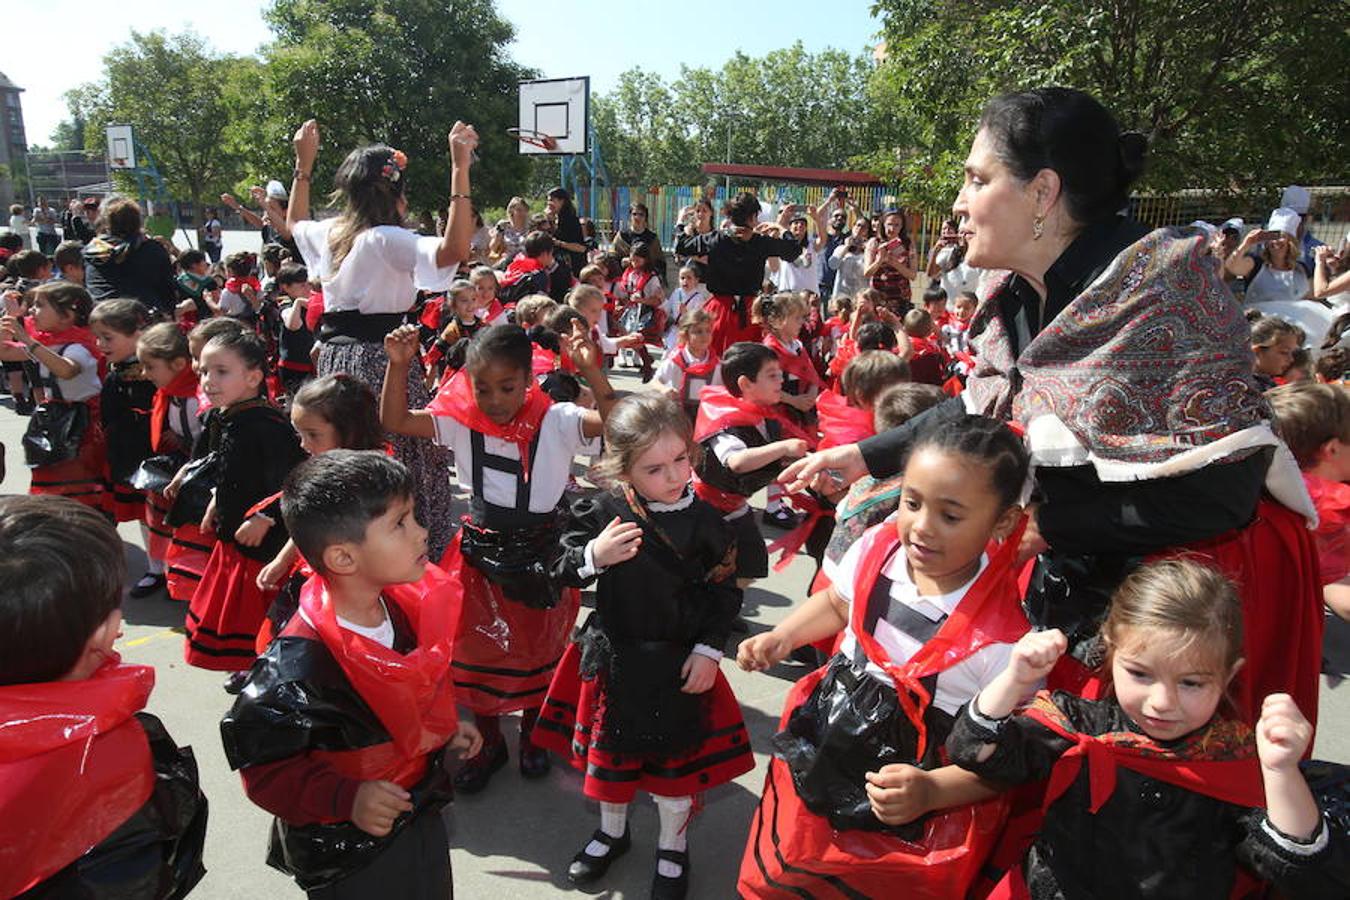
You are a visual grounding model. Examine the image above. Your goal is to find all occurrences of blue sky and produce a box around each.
[8,0,884,147]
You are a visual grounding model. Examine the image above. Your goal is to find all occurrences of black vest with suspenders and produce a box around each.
[694,421,786,499]
[458,427,565,609]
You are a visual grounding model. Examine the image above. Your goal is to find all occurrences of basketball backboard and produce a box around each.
[517,77,589,156]
[106,124,136,170]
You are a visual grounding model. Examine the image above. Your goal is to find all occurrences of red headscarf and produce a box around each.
[425,369,552,479]
[150,365,200,452]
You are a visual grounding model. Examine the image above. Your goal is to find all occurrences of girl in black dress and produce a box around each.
[534,393,752,900]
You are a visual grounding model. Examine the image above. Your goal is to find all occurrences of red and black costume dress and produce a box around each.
[185,398,305,669]
[25,323,108,510]
[661,344,720,423]
[947,691,1350,898]
[739,521,1028,899]
[430,372,596,716]
[1,660,207,899]
[692,386,814,581]
[907,333,950,386]
[145,368,212,601]
[534,486,753,802]
[99,357,156,522]
[220,570,463,893]
[764,332,822,427]
[674,229,804,355]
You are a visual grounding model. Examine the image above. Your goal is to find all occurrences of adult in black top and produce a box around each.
[82,197,179,317]
[545,187,589,278]
[781,88,1270,630]
[674,192,802,353]
[611,201,669,284]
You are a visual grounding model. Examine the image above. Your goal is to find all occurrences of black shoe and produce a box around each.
[762,506,801,529]
[519,742,551,779]
[223,671,250,695]
[567,826,631,885]
[129,572,166,598]
[650,849,690,900]
[453,736,508,795]
[14,395,35,416]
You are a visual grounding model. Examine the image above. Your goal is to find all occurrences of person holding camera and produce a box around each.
[863,208,917,314]
[829,216,873,300]
[926,216,980,301]
[819,188,861,296]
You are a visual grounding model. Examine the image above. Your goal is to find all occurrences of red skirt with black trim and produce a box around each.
[184,542,277,670]
[737,666,1008,899]
[165,523,215,603]
[29,419,107,511]
[532,642,754,803]
[102,462,145,523]
[441,532,581,716]
[706,294,762,356]
[142,490,174,564]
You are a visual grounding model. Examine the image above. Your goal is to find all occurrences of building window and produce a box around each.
[4,93,18,108]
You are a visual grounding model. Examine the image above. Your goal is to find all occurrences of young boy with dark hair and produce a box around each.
[53,240,85,284]
[10,248,52,288]
[0,495,207,899]
[275,261,316,401]
[221,450,482,898]
[499,229,557,302]
[693,341,814,585]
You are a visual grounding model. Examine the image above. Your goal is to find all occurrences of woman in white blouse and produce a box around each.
[285,118,479,557]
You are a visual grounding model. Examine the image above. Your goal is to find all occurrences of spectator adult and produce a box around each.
[200,206,224,263]
[818,196,853,297]
[783,87,1321,725]
[64,198,98,244]
[492,196,530,265]
[31,197,59,255]
[829,216,872,299]
[1224,208,1310,304]
[7,204,30,249]
[544,187,588,279]
[220,183,298,259]
[863,207,916,314]
[82,196,178,316]
[1313,241,1350,311]
[611,202,669,285]
[674,192,802,353]
[1281,184,1324,276]
[925,216,980,300]
[770,203,829,299]
[673,198,715,266]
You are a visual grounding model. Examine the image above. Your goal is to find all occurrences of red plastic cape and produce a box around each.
[691,385,814,446]
[501,254,544,287]
[765,332,822,390]
[425,369,552,480]
[0,660,156,897]
[419,294,445,330]
[27,320,108,380]
[983,694,1265,900]
[1305,473,1350,585]
[296,566,462,762]
[150,365,200,452]
[532,344,578,377]
[225,275,261,295]
[816,389,874,450]
[766,490,831,572]
[851,517,1030,761]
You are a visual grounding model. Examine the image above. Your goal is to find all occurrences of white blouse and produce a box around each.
[292,218,457,314]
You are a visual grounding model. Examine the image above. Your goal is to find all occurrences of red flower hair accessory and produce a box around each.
[381,149,408,184]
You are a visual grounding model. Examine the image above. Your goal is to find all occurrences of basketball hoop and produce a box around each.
[508,127,560,152]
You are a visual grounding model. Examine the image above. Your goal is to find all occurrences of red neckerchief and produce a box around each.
[669,345,719,402]
[531,345,560,376]
[910,334,945,359]
[850,517,1030,760]
[0,659,156,897]
[622,266,655,299]
[501,254,544,287]
[691,384,815,446]
[150,365,199,452]
[26,320,107,380]
[823,315,848,337]
[296,568,461,761]
[827,338,859,381]
[481,298,507,324]
[419,295,445,330]
[765,332,822,389]
[816,389,874,450]
[224,275,260,295]
[425,369,552,480]
[1023,691,1266,815]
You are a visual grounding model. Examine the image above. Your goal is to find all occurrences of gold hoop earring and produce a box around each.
[1033,215,1045,240]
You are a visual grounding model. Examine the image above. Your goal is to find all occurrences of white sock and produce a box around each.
[585,801,628,856]
[765,484,784,512]
[654,794,692,877]
[139,524,165,574]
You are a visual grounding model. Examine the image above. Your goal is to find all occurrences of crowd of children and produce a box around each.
[4,124,1350,900]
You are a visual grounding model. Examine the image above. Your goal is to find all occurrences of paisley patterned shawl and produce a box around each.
[964,228,1270,468]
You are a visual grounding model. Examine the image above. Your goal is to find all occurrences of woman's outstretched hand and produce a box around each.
[778,444,867,494]
[293,120,319,170]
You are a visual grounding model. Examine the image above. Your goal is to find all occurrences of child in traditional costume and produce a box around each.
[0,496,206,899]
[736,415,1031,898]
[380,322,617,793]
[535,393,752,899]
[221,451,482,898]
[949,558,1350,898]
[653,308,721,424]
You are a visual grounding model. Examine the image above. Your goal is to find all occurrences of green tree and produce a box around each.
[867,0,1350,208]
[66,31,257,229]
[49,115,87,153]
[259,0,536,215]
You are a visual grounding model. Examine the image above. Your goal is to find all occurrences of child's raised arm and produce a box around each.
[1256,694,1320,841]
[380,325,435,439]
[564,320,618,437]
[737,585,848,672]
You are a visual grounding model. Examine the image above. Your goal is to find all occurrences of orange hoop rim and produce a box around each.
[507,127,560,151]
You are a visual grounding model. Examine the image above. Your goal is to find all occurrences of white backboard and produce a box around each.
[106,124,136,170]
[517,77,589,155]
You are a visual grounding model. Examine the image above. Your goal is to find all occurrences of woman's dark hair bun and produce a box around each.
[1117,131,1149,185]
